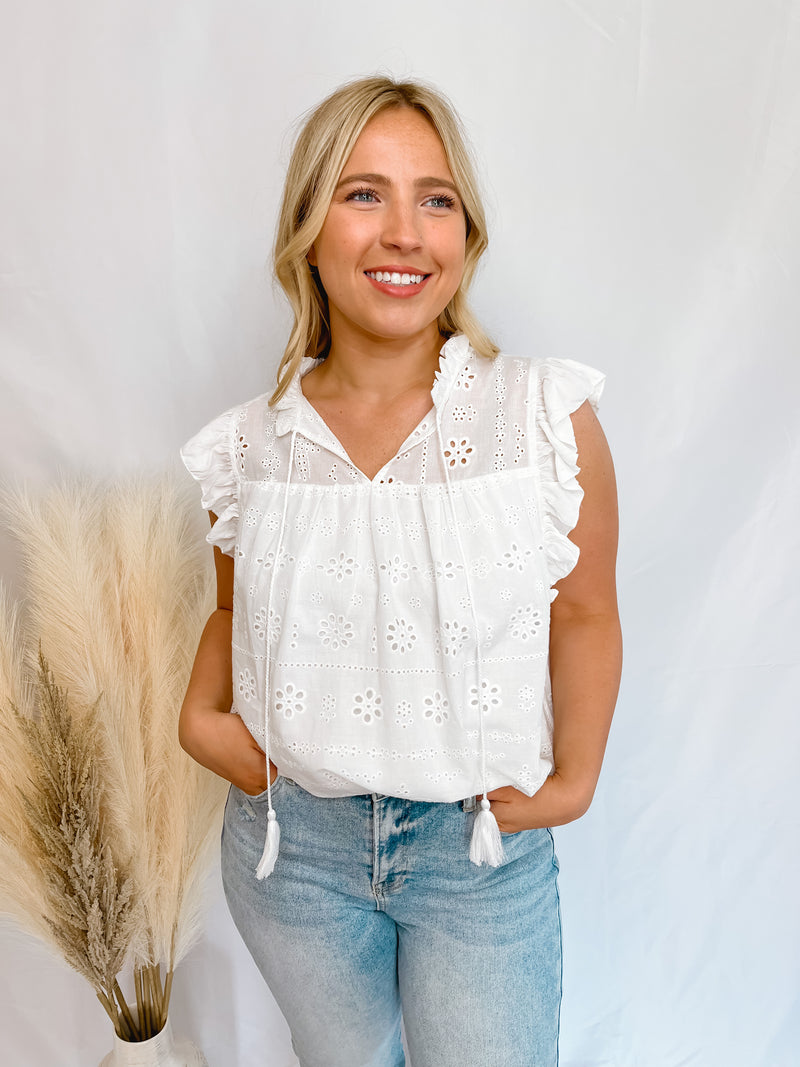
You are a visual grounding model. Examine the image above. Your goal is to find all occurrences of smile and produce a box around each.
[365,271,427,286]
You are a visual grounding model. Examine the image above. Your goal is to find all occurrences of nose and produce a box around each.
[380,201,422,253]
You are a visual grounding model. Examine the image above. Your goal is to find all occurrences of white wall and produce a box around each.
[1,2,798,1064]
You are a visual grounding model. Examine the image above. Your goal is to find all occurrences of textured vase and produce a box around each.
[99,1019,208,1067]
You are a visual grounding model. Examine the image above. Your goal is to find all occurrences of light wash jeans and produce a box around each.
[222,776,562,1067]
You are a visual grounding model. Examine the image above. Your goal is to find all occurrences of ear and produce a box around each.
[307,246,317,267]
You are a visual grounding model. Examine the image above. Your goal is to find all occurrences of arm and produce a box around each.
[489,400,622,831]
[179,513,276,795]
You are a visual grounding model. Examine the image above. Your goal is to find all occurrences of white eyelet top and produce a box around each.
[181,335,604,803]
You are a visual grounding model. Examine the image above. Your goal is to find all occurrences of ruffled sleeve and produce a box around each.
[180,409,239,556]
[534,358,606,597]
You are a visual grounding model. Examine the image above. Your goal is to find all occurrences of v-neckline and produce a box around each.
[298,392,437,484]
[271,334,474,476]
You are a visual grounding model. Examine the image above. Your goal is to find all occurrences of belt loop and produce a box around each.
[461,795,478,813]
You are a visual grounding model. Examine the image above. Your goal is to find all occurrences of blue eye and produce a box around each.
[425,193,457,210]
[346,186,379,203]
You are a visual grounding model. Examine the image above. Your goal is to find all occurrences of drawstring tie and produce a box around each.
[257,378,504,874]
[436,419,506,868]
[255,429,297,880]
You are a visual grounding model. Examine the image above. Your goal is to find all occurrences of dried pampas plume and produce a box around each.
[0,476,228,1040]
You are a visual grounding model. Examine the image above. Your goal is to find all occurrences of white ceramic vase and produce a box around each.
[99,1019,208,1067]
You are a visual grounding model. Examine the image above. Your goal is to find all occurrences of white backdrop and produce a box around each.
[2,2,799,1065]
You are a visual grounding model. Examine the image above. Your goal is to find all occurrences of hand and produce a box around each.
[487,771,592,833]
[181,704,276,797]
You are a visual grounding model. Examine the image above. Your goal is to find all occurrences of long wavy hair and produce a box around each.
[270,75,498,404]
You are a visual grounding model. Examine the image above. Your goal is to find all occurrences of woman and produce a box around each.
[180,75,621,1067]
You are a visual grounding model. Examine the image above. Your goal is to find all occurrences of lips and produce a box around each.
[363,267,432,300]
[365,270,428,286]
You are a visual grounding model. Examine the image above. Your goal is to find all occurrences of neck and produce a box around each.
[308,323,446,404]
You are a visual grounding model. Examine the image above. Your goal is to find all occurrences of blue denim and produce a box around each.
[222,777,562,1067]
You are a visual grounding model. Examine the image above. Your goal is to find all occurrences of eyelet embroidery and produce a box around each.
[439,620,469,657]
[443,437,474,468]
[236,432,249,473]
[275,683,306,719]
[423,691,449,725]
[509,605,542,641]
[469,680,502,715]
[195,346,600,801]
[253,606,281,643]
[260,448,281,477]
[323,552,358,581]
[385,618,417,653]
[518,685,537,712]
[237,668,257,703]
[379,555,410,584]
[497,542,533,572]
[318,614,354,650]
[352,688,383,724]
[396,701,414,729]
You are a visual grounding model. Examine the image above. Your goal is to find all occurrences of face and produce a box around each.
[308,107,467,351]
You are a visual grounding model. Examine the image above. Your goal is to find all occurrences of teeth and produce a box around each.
[367,271,424,285]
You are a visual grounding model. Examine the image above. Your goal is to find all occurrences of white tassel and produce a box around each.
[255,809,280,880]
[469,798,506,868]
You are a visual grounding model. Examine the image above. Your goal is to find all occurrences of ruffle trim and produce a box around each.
[431,332,472,411]
[180,409,239,556]
[536,358,606,596]
[273,357,321,438]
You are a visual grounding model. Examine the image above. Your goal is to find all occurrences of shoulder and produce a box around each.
[183,392,273,449]
[466,350,530,383]
[466,350,604,401]
[527,357,605,413]
[180,391,273,483]
[229,390,275,427]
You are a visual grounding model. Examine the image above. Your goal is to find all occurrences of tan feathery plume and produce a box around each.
[19,657,144,1021]
[7,482,146,868]
[0,648,145,1036]
[0,475,228,1038]
[0,588,54,948]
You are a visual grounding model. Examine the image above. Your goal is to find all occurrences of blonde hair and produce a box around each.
[270,75,499,404]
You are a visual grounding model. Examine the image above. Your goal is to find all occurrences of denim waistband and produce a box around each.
[281,778,479,813]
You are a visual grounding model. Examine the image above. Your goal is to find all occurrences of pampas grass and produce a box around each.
[0,477,228,1040]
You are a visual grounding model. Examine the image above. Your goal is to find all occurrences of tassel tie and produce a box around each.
[255,429,298,880]
[470,797,505,867]
[256,808,280,880]
[435,418,506,869]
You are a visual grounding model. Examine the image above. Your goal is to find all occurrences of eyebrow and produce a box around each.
[335,172,460,195]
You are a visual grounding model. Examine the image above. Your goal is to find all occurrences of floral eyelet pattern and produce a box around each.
[275,683,306,719]
[379,555,410,584]
[439,620,469,657]
[443,437,474,468]
[498,542,533,573]
[386,618,416,653]
[325,553,357,582]
[469,680,502,715]
[253,607,281,644]
[353,688,383,725]
[183,337,605,803]
[237,669,257,703]
[509,604,542,641]
[318,613,354,650]
[423,691,449,725]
